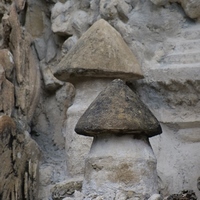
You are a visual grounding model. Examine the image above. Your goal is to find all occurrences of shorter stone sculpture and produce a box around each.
[75,79,162,199]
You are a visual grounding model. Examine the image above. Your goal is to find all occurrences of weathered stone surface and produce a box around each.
[54,19,143,81]
[62,191,83,200]
[82,135,159,198]
[51,1,74,36]
[150,0,168,6]
[62,35,78,54]
[25,0,45,38]
[1,13,10,48]
[0,115,40,200]
[165,190,197,200]
[34,38,47,61]
[100,0,131,22]
[152,0,200,20]
[170,0,200,20]
[1,0,199,199]
[0,49,14,80]
[40,61,64,91]
[15,0,26,11]
[100,0,118,20]
[148,194,162,200]
[0,62,14,116]
[77,78,160,198]
[9,3,41,123]
[0,78,14,116]
[75,79,162,137]
[32,82,75,199]
[64,79,111,177]
[45,36,57,63]
[51,178,82,199]
[71,10,90,37]
[83,191,160,200]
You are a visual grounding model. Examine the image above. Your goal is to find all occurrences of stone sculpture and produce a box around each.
[54,19,143,177]
[54,19,143,81]
[75,79,162,199]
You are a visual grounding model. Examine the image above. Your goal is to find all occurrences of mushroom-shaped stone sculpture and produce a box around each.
[54,19,143,81]
[53,19,144,177]
[75,79,162,198]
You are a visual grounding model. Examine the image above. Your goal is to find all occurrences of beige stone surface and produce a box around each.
[0,49,14,80]
[54,19,143,81]
[15,0,26,11]
[25,1,45,38]
[9,3,41,123]
[0,47,14,118]
[0,78,14,116]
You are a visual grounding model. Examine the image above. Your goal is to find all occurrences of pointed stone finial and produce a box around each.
[54,19,143,81]
[75,79,162,137]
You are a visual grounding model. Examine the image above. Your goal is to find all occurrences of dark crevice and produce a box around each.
[19,2,28,26]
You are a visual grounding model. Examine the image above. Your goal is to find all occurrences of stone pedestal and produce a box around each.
[83,135,158,197]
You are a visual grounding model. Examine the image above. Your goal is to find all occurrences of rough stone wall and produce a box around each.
[0,0,41,199]
[1,0,200,199]
[0,115,40,200]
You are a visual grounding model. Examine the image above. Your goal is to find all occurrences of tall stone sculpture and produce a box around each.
[75,79,162,199]
[54,19,143,177]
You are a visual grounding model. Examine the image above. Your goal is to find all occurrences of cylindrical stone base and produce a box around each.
[65,78,112,177]
[82,135,159,198]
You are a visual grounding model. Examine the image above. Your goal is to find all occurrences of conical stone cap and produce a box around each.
[54,19,143,81]
[75,79,162,137]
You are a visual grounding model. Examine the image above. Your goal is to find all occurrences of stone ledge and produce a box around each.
[136,65,200,133]
[144,64,200,83]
